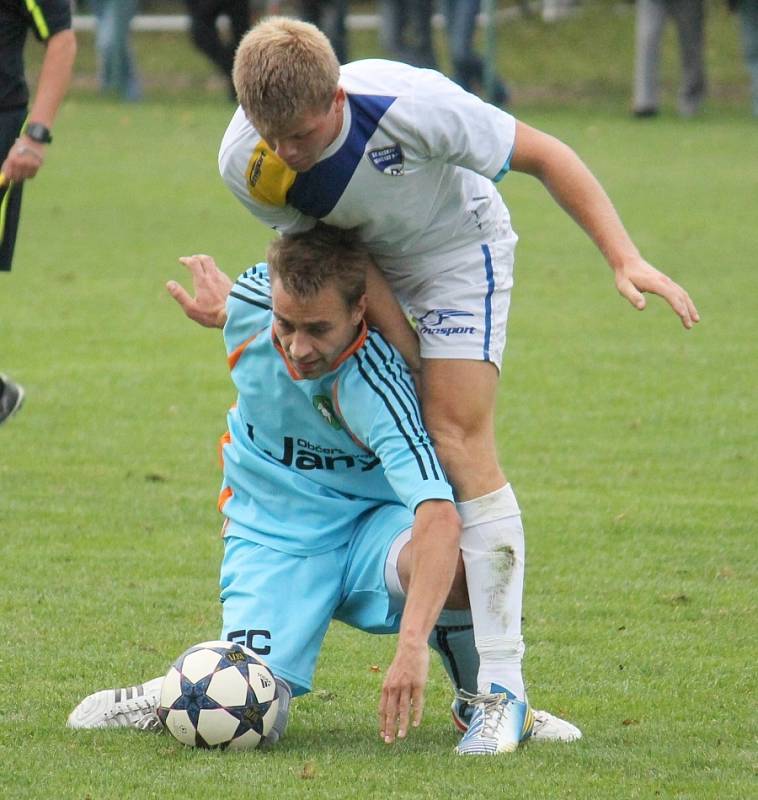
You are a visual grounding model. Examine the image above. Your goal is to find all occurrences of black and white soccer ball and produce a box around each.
[157,640,279,750]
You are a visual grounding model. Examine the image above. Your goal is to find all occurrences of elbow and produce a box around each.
[49,29,77,66]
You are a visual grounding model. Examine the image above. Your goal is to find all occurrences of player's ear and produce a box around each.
[333,87,346,113]
[352,293,368,325]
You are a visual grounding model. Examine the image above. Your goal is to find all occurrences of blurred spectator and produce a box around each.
[379,0,437,68]
[296,1,349,64]
[91,0,141,101]
[632,0,706,117]
[729,0,758,116]
[184,1,252,98]
[542,0,578,23]
[439,0,509,106]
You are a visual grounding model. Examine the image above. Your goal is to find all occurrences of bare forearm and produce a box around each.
[28,30,77,128]
[515,128,639,271]
[2,30,76,182]
[399,501,460,646]
[510,120,699,328]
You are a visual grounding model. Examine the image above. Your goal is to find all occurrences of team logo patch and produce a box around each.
[367,144,404,176]
[416,309,476,337]
[313,395,342,430]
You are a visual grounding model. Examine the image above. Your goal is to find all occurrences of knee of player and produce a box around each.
[444,553,470,610]
[427,424,482,473]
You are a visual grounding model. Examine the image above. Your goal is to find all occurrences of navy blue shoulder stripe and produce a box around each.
[354,347,442,482]
[236,278,272,301]
[229,290,271,311]
[362,346,442,481]
[354,355,429,481]
[364,335,425,434]
[286,93,397,218]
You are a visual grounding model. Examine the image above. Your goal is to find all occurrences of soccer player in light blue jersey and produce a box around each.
[67,226,580,750]
[216,17,700,755]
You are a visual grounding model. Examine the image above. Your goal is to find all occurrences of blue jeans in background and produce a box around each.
[440,0,508,105]
[91,0,141,101]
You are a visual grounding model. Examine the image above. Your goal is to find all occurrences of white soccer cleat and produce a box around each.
[531,708,582,742]
[67,677,164,731]
[455,684,534,756]
[452,697,582,743]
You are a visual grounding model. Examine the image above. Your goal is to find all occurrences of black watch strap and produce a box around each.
[25,123,53,144]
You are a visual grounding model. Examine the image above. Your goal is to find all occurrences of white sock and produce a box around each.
[458,484,526,699]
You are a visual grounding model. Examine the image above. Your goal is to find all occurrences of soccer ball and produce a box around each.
[157,640,279,750]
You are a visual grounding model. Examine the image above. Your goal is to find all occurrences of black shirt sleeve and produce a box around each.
[26,0,73,42]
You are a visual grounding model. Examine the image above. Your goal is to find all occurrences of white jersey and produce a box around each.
[219,59,516,288]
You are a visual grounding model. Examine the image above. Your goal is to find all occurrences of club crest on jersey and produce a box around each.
[313,395,342,430]
[367,144,404,176]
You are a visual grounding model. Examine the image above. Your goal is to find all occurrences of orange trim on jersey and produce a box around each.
[272,329,303,380]
[217,486,233,513]
[331,321,368,371]
[227,332,260,371]
[272,321,369,381]
[331,376,374,454]
[218,430,232,466]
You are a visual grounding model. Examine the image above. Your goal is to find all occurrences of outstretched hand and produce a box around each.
[614,257,700,330]
[167,254,233,328]
[378,640,429,744]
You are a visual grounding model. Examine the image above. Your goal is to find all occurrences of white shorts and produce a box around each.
[378,218,518,370]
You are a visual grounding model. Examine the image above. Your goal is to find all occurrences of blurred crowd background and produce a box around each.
[35,1,758,116]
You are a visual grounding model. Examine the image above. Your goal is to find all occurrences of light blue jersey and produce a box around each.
[219,265,454,556]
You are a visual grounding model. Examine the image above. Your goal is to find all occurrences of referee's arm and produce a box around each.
[1,28,76,183]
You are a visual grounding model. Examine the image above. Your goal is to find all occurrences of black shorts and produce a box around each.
[1,107,27,271]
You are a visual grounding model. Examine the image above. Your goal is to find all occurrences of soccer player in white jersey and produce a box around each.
[67,226,579,751]
[216,17,699,755]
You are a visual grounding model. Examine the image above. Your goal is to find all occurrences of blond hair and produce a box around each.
[267,225,369,310]
[233,17,340,134]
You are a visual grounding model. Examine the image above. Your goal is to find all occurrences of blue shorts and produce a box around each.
[219,503,413,695]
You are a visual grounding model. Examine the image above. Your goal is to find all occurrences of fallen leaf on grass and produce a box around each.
[300,761,317,780]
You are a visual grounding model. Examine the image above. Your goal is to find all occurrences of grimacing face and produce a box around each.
[271,275,366,379]
[259,88,346,172]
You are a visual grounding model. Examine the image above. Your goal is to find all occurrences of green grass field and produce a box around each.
[1,4,756,798]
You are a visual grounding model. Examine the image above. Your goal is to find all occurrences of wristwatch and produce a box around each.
[25,123,53,144]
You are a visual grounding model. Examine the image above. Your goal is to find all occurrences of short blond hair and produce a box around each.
[267,225,369,310]
[233,17,340,134]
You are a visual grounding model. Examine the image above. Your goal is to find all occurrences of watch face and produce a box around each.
[26,123,52,144]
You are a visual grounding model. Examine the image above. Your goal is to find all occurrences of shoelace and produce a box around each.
[136,712,163,732]
[104,694,158,724]
[456,689,513,739]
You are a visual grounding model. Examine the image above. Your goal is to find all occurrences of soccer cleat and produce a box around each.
[454,684,534,755]
[451,696,473,733]
[452,697,582,742]
[531,708,582,742]
[0,375,24,425]
[259,677,292,748]
[67,677,164,731]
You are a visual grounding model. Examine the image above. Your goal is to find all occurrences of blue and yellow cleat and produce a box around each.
[454,684,534,755]
[452,695,582,743]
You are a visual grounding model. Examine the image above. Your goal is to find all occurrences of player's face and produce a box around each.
[271,277,366,379]
[263,89,346,172]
